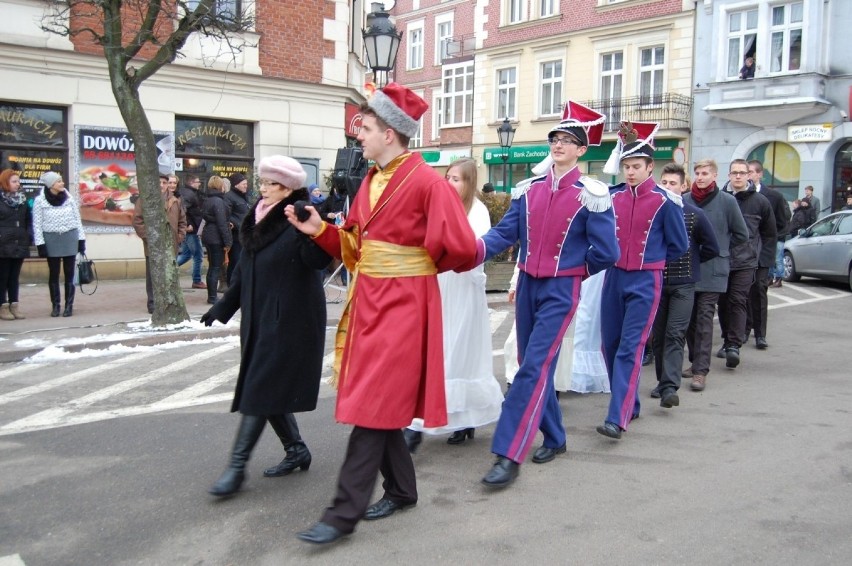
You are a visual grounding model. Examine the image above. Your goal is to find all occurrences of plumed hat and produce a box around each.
[367,82,428,139]
[602,121,660,174]
[548,100,606,147]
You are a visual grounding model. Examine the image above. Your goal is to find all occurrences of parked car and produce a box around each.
[783,210,852,290]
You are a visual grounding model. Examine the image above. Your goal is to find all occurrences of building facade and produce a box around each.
[0,0,369,277]
[692,0,852,213]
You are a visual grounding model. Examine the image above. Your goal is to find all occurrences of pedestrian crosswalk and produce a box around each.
[0,281,845,437]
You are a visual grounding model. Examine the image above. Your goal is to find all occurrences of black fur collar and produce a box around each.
[43,187,68,207]
[239,189,308,254]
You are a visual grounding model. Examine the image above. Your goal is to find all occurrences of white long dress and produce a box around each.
[410,199,504,434]
[504,270,609,394]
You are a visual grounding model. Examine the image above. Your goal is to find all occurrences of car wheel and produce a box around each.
[783,251,800,282]
[848,266,852,292]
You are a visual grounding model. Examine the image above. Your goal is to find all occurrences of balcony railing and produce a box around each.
[581,93,693,132]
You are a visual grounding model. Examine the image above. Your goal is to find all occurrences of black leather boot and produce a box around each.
[264,414,311,477]
[209,415,265,496]
[49,281,61,317]
[63,282,75,317]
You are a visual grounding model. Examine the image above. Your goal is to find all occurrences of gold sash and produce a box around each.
[330,239,437,389]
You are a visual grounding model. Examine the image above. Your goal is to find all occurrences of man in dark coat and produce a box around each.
[176,174,206,289]
[225,172,251,284]
[202,156,330,497]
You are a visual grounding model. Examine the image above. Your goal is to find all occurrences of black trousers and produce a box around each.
[321,426,417,534]
[652,283,695,394]
[0,257,24,303]
[718,268,755,348]
[745,266,770,340]
[686,291,719,376]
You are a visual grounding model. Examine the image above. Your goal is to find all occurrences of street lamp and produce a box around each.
[497,117,516,192]
[362,3,401,87]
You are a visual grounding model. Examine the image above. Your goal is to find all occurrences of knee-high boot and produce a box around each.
[209,415,266,496]
[63,282,75,317]
[263,413,311,477]
[48,281,61,317]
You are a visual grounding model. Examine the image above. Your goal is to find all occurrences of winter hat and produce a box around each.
[259,155,306,189]
[228,172,247,187]
[40,171,62,189]
[367,82,428,139]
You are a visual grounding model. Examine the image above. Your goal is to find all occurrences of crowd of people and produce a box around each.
[0,79,835,547]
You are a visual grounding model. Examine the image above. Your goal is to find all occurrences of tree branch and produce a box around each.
[123,0,164,61]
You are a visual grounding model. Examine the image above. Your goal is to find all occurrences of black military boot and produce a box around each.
[208,415,266,496]
[264,414,311,477]
[62,282,75,317]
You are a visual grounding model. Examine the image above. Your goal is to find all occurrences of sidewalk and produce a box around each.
[0,275,509,363]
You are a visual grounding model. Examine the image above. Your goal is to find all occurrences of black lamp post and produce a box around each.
[497,117,516,192]
[362,3,401,87]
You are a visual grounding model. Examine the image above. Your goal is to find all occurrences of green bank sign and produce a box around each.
[483,139,678,164]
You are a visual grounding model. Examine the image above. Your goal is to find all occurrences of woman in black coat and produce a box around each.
[201,155,330,497]
[200,176,232,304]
[0,170,32,320]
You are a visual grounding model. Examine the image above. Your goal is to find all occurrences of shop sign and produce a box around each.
[483,139,678,164]
[419,148,471,166]
[787,124,833,143]
[75,126,174,232]
[1,151,66,203]
[174,118,252,157]
[344,103,363,138]
[0,103,64,146]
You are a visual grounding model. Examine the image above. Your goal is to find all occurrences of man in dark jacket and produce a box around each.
[176,174,205,289]
[718,159,776,370]
[650,164,719,407]
[225,173,251,285]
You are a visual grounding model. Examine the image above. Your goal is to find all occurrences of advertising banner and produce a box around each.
[75,126,174,232]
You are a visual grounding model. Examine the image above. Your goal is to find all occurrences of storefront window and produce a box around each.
[175,117,254,198]
[747,141,800,202]
[0,102,68,204]
[832,142,852,212]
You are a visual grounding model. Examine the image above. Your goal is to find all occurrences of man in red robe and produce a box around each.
[287,83,477,545]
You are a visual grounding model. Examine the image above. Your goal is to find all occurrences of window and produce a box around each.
[407,22,423,70]
[187,0,242,18]
[539,60,563,117]
[496,67,518,120]
[836,215,852,236]
[770,2,803,72]
[435,14,454,65]
[539,0,557,17]
[441,62,474,126]
[600,52,623,127]
[432,92,443,139]
[639,46,665,106]
[508,0,525,24]
[409,91,424,148]
[726,9,758,78]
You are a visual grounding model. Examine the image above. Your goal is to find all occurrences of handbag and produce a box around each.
[77,253,98,295]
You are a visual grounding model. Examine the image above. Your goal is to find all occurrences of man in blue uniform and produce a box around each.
[474,101,620,488]
[597,122,689,440]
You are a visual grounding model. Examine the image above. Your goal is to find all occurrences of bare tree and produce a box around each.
[41,1,253,325]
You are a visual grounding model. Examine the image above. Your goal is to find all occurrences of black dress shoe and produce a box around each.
[447,428,474,445]
[363,497,416,521]
[649,384,662,399]
[716,345,727,359]
[725,347,740,368]
[403,428,422,453]
[481,456,519,489]
[531,443,567,464]
[660,392,680,408]
[596,422,622,440]
[296,522,346,545]
[755,337,768,350]
[641,350,654,366]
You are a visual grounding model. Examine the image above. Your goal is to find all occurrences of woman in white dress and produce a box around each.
[405,158,505,451]
[505,270,609,394]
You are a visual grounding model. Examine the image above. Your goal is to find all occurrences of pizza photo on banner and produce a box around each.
[74,126,174,230]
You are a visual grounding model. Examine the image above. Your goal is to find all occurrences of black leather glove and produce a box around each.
[78,240,86,254]
[37,245,47,258]
[200,310,215,327]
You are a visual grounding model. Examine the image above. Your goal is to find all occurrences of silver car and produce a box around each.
[783,210,852,290]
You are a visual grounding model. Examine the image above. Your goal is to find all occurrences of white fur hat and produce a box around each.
[259,155,306,189]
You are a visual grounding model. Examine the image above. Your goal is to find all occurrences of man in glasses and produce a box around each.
[473,101,619,488]
[717,159,776,371]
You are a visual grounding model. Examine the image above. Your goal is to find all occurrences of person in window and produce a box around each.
[739,56,755,79]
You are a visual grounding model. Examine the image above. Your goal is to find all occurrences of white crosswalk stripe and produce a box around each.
[0,286,846,437]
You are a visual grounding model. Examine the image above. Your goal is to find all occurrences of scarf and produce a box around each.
[254,199,276,224]
[0,190,26,208]
[43,186,68,207]
[690,181,716,204]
